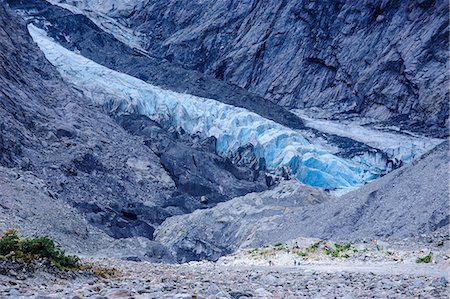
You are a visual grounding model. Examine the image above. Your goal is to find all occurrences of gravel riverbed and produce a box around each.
[1,257,448,299]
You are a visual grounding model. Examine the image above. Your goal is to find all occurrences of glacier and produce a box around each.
[29,24,375,190]
[292,110,443,167]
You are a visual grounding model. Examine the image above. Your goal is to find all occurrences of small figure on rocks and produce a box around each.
[371,239,381,251]
[294,260,297,266]
[268,260,273,266]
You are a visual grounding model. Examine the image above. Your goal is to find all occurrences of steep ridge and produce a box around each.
[0,2,269,260]
[156,141,449,261]
[46,0,449,137]
[7,0,305,131]
[0,1,173,259]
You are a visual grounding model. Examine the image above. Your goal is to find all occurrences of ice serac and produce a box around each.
[29,25,374,190]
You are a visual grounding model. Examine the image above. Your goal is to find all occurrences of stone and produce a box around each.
[228,291,253,298]
[432,277,448,288]
[137,288,151,294]
[161,285,176,292]
[172,294,192,299]
[106,289,131,298]
[254,288,272,297]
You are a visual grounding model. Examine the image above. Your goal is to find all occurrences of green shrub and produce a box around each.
[0,230,80,269]
[79,264,118,278]
[324,243,355,258]
[274,243,288,251]
[296,251,307,257]
[324,248,340,258]
[416,252,433,264]
[306,242,320,253]
[335,243,352,252]
[0,229,20,255]
[247,248,260,255]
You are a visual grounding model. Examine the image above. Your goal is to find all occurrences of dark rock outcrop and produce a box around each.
[117,114,268,209]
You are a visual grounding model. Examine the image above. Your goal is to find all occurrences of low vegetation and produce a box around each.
[0,229,79,269]
[0,229,117,277]
[323,243,356,258]
[247,245,273,257]
[247,241,358,259]
[274,243,289,251]
[78,264,118,278]
[416,252,433,264]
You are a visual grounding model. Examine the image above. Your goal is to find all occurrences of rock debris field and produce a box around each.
[1,255,449,299]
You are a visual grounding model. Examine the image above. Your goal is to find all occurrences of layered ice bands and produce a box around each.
[29,25,372,189]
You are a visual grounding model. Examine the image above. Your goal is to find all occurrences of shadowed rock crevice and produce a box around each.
[116,114,269,208]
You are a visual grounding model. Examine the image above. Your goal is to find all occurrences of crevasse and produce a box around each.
[29,25,373,189]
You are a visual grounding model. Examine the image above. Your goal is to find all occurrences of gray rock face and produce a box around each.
[117,115,268,208]
[156,141,449,261]
[0,1,175,258]
[8,0,304,131]
[1,0,448,264]
[274,141,450,241]
[0,2,268,260]
[155,181,330,262]
[54,0,449,137]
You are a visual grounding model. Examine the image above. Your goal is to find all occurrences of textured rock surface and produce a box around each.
[10,1,444,187]
[1,256,449,298]
[49,0,449,137]
[28,23,380,190]
[117,115,268,207]
[156,181,329,262]
[0,1,175,259]
[1,0,448,266]
[156,141,449,261]
[8,0,304,131]
[0,1,268,260]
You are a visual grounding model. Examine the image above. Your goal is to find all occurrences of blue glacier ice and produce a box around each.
[29,25,374,189]
[292,110,443,169]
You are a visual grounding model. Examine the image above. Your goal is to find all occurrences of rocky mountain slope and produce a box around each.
[156,141,449,261]
[0,1,175,259]
[0,0,448,266]
[9,0,304,131]
[9,0,443,184]
[0,1,272,261]
[47,0,449,137]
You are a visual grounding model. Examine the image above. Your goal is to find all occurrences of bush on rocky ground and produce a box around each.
[0,230,118,278]
[416,252,433,264]
[0,229,79,269]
